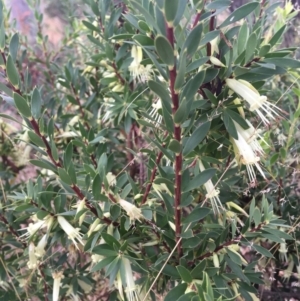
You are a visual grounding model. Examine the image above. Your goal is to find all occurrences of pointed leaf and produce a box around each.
[13,92,31,118]
[183,207,211,224]
[9,33,19,62]
[31,87,42,119]
[6,54,19,87]
[177,265,193,283]
[220,3,259,28]
[58,168,73,185]
[183,121,211,156]
[165,283,188,301]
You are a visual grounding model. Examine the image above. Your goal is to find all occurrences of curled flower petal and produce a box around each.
[57,216,84,249]
[119,199,143,223]
[128,46,152,83]
[27,242,39,269]
[199,160,224,214]
[226,78,281,125]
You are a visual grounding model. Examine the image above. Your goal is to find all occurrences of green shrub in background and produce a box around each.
[0,0,299,300]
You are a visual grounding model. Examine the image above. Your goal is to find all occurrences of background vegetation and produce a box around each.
[0,0,300,300]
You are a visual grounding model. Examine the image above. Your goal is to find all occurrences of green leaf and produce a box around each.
[182,23,203,57]
[58,168,73,185]
[262,57,300,69]
[13,93,31,118]
[0,82,12,96]
[82,20,101,32]
[183,121,211,156]
[138,20,150,32]
[174,51,187,91]
[245,32,257,63]
[202,68,219,84]
[252,244,274,258]
[92,174,103,200]
[168,139,181,153]
[207,0,231,9]
[165,283,188,301]
[164,0,179,24]
[191,260,206,279]
[174,98,187,124]
[184,169,216,192]
[9,33,19,62]
[200,31,220,46]
[225,109,249,129]
[261,228,293,240]
[133,34,154,46]
[6,54,19,87]
[183,207,211,224]
[0,22,5,51]
[31,87,42,119]
[259,44,271,57]
[28,131,45,148]
[220,2,259,28]
[237,22,249,55]
[269,24,286,47]
[223,111,238,140]
[91,257,116,272]
[93,244,119,257]
[177,265,193,283]
[148,80,172,104]
[155,35,174,66]
[225,255,249,283]
[101,233,121,248]
[30,159,57,173]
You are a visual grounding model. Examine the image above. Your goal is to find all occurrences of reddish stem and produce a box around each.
[166,25,182,257]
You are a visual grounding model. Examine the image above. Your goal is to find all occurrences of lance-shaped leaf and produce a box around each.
[31,87,42,119]
[13,92,31,118]
[183,121,211,155]
[220,2,259,28]
[7,54,19,88]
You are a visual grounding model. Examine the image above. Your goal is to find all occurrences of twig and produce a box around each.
[141,149,164,205]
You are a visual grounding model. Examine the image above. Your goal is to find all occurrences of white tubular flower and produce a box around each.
[147,99,162,127]
[78,279,92,294]
[226,78,280,125]
[199,160,224,214]
[210,36,219,55]
[19,220,46,239]
[280,257,294,281]
[279,240,288,262]
[116,272,125,301]
[0,280,10,291]
[65,285,79,301]
[27,242,38,269]
[121,258,139,301]
[119,199,143,223]
[74,199,87,226]
[209,56,225,67]
[87,219,101,237]
[233,121,266,156]
[230,128,266,183]
[91,238,105,265]
[52,271,64,301]
[57,216,84,249]
[35,234,48,257]
[106,172,117,186]
[128,45,152,83]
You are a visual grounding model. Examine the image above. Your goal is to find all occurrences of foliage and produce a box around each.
[0,0,299,300]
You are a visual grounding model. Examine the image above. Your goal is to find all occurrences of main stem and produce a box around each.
[166,24,182,257]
